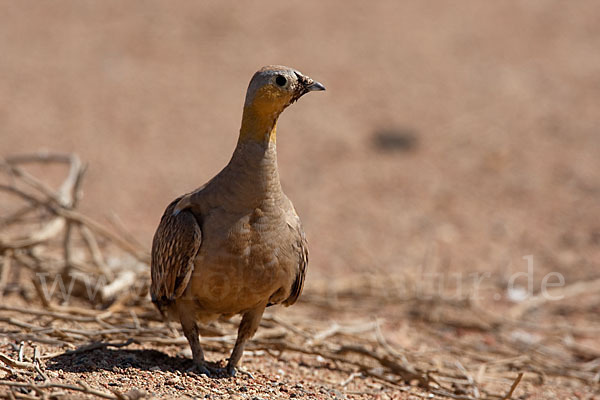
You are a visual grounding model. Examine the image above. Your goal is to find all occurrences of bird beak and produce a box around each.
[306,80,326,92]
[291,72,325,103]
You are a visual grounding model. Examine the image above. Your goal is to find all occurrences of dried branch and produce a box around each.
[0,152,595,399]
[502,372,524,399]
[0,251,12,301]
[509,278,600,319]
[0,380,131,400]
[60,338,135,357]
[0,353,36,371]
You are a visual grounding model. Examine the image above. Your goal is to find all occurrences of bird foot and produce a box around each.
[186,362,213,377]
[225,364,254,379]
[226,365,236,377]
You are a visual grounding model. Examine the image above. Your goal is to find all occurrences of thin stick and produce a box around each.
[0,160,66,207]
[80,224,110,277]
[0,305,101,322]
[0,353,35,371]
[1,155,148,262]
[101,270,137,302]
[60,338,135,357]
[502,372,524,399]
[0,212,65,251]
[509,278,600,319]
[455,360,480,398]
[0,203,38,226]
[61,157,85,269]
[58,208,150,263]
[4,333,72,347]
[430,389,477,400]
[32,346,49,382]
[340,371,362,387]
[107,211,148,257]
[0,251,12,302]
[17,342,25,362]
[0,380,123,400]
[0,316,42,331]
[31,276,51,308]
[4,152,73,165]
[262,315,312,339]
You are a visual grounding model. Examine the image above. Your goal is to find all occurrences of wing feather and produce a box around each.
[150,198,202,309]
[283,209,308,306]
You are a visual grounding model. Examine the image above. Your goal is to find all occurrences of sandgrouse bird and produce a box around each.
[150,65,325,377]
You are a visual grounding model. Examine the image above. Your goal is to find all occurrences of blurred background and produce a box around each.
[1,1,600,397]
[2,0,599,286]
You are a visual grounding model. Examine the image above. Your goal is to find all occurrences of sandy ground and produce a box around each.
[1,1,600,398]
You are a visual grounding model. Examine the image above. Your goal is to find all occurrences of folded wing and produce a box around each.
[151,198,202,310]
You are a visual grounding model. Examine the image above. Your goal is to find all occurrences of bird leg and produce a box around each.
[180,312,211,376]
[226,304,266,377]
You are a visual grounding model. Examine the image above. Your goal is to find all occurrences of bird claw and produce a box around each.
[186,363,212,377]
[225,365,254,379]
[186,363,253,379]
[226,365,236,377]
[238,369,254,379]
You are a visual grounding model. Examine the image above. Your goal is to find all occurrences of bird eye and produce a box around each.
[275,75,287,86]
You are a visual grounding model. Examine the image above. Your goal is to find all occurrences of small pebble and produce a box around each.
[165,377,180,385]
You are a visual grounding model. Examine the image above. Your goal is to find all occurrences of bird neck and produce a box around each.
[221,105,283,203]
[238,104,279,144]
[224,139,282,206]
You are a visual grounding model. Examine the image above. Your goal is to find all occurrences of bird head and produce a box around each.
[240,65,325,143]
[245,65,326,110]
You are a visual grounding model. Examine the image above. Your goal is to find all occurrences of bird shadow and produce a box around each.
[45,345,230,379]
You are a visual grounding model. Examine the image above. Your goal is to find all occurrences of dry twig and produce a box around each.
[0,152,596,399]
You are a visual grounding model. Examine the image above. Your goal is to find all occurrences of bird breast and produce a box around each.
[186,205,296,315]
